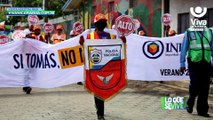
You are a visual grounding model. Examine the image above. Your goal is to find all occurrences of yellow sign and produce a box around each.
[58,45,84,69]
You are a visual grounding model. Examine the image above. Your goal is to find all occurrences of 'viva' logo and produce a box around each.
[191,19,207,26]
[190,6,207,31]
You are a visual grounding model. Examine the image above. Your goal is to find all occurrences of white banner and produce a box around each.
[0,29,189,88]
[126,34,189,81]
[0,35,85,88]
[0,40,25,87]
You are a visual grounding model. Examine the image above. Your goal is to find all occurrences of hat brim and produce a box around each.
[96,19,107,23]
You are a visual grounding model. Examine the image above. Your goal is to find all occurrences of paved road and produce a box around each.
[0,81,212,120]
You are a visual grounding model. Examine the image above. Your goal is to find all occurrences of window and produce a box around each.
[178,13,189,34]
[1,0,8,4]
[207,8,213,27]
[8,0,12,4]
[108,1,114,12]
[164,0,169,13]
[129,0,137,8]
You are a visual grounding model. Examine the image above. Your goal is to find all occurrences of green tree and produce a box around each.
[46,0,68,19]
[0,11,6,22]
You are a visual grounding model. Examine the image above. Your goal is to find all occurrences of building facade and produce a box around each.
[0,0,12,11]
[63,0,213,37]
[167,0,213,34]
[0,0,13,21]
[63,0,162,37]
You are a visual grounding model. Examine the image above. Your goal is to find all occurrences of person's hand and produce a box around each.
[27,33,34,39]
[180,67,186,73]
[120,35,126,43]
[79,35,84,45]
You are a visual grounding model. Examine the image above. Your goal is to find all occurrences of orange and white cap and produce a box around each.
[33,25,41,30]
[56,25,63,30]
[94,13,107,23]
[139,30,145,36]
[169,30,176,36]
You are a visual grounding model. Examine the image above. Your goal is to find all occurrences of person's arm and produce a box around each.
[29,25,34,32]
[60,34,65,41]
[180,31,189,68]
[211,30,213,57]
[120,35,126,43]
[210,30,213,66]
[51,34,54,41]
[64,34,66,41]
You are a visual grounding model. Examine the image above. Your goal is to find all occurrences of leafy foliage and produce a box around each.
[0,10,6,22]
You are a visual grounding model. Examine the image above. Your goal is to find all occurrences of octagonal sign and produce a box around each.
[28,15,39,25]
[43,23,54,33]
[115,15,135,36]
[161,13,171,26]
[0,34,9,44]
[12,30,26,40]
[73,21,84,34]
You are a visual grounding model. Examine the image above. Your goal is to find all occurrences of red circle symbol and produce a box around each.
[43,23,54,33]
[73,21,84,34]
[28,15,39,25]
[115,15,135,36]
[0,34,9,44]
[12,30,26,40]
[161,13,171,26]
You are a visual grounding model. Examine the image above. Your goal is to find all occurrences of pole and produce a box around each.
[43,0,49,43]
[43,0,45,10]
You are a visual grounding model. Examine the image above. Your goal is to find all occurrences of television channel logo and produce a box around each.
[161,96,186,110]
[190,6,207,31]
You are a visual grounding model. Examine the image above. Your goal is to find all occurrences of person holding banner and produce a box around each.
[51,25,66,44]
[22,26,45,94]
[79,13,126,120]
[31,26,46,42]
[22,29,34,94]
[180,16,213,117]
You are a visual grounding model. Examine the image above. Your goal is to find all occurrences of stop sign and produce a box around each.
[73,21,84,34]
[161,13,171,26]
[28,15,39,25]
[43,23,54,33]
[0,34,9,44]
[115,15,135,36]
[12,30,26,40]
